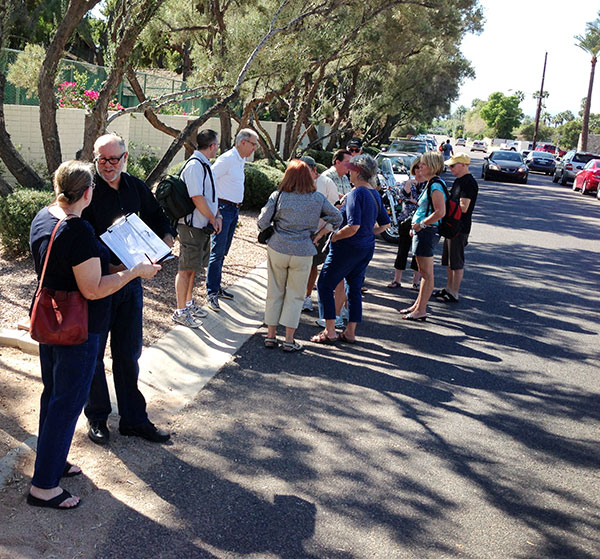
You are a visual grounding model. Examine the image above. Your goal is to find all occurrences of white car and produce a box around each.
[456,138,466,146]
[471,140,487,152]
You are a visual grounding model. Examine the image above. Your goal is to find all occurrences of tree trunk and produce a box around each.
[0,68,44,192]
[581,56,596,151]
[219,109,232,151]
[282,85,300,160]
[80,0,166,161]
[325,67,360,151]
[38,0,102,174]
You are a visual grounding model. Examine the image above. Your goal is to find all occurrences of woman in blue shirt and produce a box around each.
[400,151,447,321]
[313,154,390,344]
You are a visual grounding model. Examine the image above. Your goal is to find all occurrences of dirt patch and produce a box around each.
[0,211,266,557]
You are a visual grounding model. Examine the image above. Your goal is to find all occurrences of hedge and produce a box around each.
[242,162,285,210]
[0,188,55,257]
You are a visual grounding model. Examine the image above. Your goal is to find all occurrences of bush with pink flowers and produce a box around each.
[56,81,124,111]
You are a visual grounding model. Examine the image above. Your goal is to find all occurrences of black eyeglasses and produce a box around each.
[94,152,126,165]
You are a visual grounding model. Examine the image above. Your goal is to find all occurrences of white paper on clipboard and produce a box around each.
[100,213,172,269]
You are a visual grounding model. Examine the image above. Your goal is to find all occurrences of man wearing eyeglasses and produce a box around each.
[82,133,174,445]
[205,128,259,312]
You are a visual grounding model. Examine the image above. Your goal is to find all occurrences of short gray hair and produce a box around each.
[235,128,258,146]
[350,154,378,181]
[94,133,126,155]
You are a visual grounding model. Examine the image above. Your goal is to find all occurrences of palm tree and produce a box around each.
[575,14,600,151]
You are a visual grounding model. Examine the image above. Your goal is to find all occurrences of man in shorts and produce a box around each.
[434,153,478,302]
[173,129,221,327]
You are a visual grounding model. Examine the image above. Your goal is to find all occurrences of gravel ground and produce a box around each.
[0,210,266,348]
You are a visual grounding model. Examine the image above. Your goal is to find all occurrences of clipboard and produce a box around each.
[100,213,173,269]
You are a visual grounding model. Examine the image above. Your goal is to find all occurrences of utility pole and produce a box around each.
[532,52,548,151]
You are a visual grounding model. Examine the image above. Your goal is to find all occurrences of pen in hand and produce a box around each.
[144,253,154,264]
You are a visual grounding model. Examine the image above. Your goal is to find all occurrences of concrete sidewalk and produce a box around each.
[0,260,269,489]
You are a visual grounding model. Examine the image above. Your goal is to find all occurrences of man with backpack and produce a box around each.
[173,129,221,327]
[433,153,478,303]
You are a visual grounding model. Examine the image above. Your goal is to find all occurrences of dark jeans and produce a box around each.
[206,202,239,296]
[317,241,375,323]
[33,333,100,489]
[85,279,148,427]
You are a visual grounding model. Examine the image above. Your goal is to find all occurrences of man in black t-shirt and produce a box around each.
[82,133,174,445]
[433,153,478,302]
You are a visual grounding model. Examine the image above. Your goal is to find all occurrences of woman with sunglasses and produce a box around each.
[387,156,424,289]
[28,160,160,510]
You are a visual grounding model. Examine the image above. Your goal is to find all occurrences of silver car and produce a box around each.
[553,150,600,185]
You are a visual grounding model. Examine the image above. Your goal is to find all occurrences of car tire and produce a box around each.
[572,181,578,191]
[581,180,588,195]
[560,171,568,186]
[521,177,528,184]
[552,171,559,183]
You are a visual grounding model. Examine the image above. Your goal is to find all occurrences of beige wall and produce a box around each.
[2,106,307,185]
[579,133,600,153]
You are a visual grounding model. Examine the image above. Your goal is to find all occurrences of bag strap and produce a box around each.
[425,176,448,216]
[270,190,283,225]
[35,213,77,297]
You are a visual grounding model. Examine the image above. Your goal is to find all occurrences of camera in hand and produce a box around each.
[200,223,215,235]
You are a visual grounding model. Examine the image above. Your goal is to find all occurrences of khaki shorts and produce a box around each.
[177,223,211,272]
[441,233,469,270]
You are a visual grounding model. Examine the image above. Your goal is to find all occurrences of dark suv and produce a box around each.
[553,150,600,185]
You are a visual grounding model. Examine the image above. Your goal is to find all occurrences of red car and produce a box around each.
[573,159,600,195]
[535,143,566,157]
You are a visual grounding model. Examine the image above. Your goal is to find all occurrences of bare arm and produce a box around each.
[459,197,471,213]
[73,258,161,300]
[192,195,222,233]
[413,189,446,231]
[332,224,360,241]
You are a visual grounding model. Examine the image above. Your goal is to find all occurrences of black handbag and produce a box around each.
[257,191,282,245]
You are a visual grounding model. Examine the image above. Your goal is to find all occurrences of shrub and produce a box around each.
[0,188,54,257]
[128,147,159,179]
[316,163,327,174]
[306,149,333,168]
[362,146,379,157]
[242,162,284,210]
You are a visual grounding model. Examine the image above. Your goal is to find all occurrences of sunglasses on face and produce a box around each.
[94,152,126,165]
[348,147,361,153]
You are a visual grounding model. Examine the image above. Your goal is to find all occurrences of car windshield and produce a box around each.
[388,140,427,153]
[378,158,394,175]
[531,152,553,159]
[378,154,415,174]
[573,153,599,164]
[493,151,522,162]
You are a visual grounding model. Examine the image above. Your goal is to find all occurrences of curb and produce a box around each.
[0,259,268,489]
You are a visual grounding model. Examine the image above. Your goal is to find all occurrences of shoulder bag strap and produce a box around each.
[271,190,282,224]
[35,213,77,296]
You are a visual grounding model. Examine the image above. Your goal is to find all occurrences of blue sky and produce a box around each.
[453,1,599,118]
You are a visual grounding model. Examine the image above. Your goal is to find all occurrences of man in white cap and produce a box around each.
[433,153,478,302]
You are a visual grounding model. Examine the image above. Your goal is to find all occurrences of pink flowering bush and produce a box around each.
[56,81,124,111]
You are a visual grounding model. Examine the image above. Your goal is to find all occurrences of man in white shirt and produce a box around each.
[321,149,352,196]
[206,128,258,311]
[173,129,221,327]
[299,156,341,312]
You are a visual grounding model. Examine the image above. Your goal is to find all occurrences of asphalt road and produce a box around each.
[80,150,600,558]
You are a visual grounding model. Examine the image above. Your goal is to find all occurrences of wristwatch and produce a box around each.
[420,222,428,229]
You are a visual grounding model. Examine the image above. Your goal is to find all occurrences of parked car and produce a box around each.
[553,150,600,185]
[521,149,531,160]
[470,140,487,152]
[525,151,556,175]
[482,150,528,183]
[500,140,519,151]
[388,139,429,154]
[456,138,466,146]
[572,159,600,195]
[535,143,566,157]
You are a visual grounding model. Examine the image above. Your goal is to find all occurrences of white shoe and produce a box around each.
[302,296,314,312]
[187,303,208,318]
[172,310,203,329]
[315,316,344,329]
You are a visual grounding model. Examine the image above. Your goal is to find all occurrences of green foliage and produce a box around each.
[305,149,333,168]
[242,162,284,211]
[556,120,583,150]
[479,92,524,138]
[316,163,327,174]
[6,44,45,98]
[0,188,54,257]
[362,146,379,157]
[128,146,160,179]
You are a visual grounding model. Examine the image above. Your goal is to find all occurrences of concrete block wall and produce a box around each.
[579,133,600,153]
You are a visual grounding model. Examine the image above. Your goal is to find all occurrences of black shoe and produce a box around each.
[88,420,110,445]
[218,288,234,300]
[119,421,171,443]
